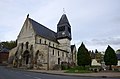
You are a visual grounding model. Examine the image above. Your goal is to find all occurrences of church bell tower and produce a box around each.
[57,14,72,52]
[57,14,72,40]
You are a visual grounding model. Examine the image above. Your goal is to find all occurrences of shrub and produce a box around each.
[53,64,61,70]
[61,62,68,70]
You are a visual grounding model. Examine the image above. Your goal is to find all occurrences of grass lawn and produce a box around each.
[65,69,92,73]
[65,66,93,73]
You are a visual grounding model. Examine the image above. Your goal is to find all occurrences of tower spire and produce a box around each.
[63,8,66,14]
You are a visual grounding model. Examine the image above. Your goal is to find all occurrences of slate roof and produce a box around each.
[57,14,70,26]
[29,18,58,43]
[117,54,120,60]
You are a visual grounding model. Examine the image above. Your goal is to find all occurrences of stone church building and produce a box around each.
[9,14,76,70]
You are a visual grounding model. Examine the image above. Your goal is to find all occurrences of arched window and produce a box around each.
[58,51,59,56]
[62,52,64,57]
[21,43,23,49]
[58,26,65,31]
[53,44,54,47]
[30,45,33,50]
[49,42,51,46]
[68,27,71,33]
[36,50,39,56]
[26,42,29,49]
[45,40,46,44]
[53,49,54,55]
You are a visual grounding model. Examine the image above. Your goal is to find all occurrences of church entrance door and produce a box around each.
[23,50,30,65]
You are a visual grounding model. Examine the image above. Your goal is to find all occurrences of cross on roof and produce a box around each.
[63,8,66,14]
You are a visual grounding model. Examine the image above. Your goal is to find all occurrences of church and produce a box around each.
[9,13,76,70]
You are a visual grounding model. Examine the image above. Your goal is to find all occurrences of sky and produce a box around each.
[0,0,120,51]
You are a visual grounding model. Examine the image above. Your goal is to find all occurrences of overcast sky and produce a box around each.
[0,0,120,51]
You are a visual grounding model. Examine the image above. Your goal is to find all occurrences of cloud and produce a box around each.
[74,36,120,51]
[91,37,120,45]
[0,0,120,51]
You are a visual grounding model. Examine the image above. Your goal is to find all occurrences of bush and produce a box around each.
[70,66,90,70]
[61,62,68,70]
[68,62,76,69]
[89,66,101,72]
[53,64,61,70]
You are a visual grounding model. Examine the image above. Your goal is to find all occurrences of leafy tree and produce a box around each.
[104,45,117,70]
[0,40,17,50]
[77,42,91,68]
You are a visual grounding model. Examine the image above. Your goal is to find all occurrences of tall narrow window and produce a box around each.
[30,45,33,50]
[53,44,54,47]
[53,49,54,55]
[40,39,41,44]
[58,26,65,31]
[26,42,29,49]
[62,52,64,57]
[45,40,46,44]
[21,43,23,49]
[68,27,71,33]
[58,51,59,56]
[58,58,60,64]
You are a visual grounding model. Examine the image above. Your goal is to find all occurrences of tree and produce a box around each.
[116,49,120,54]
[95,49,98,53]
[77,42,91,67]
[0,40,17,50]
[95,49,103,63]
[89,50,95,59]
[104,45,117,70]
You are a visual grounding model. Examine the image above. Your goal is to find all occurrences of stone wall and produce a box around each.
[17,17,35,45]
[57,38,71,53]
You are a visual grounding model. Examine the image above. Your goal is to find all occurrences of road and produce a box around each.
[0,66,119,79]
